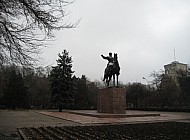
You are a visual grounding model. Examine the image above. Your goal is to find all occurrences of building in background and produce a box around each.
[164,61,189,82]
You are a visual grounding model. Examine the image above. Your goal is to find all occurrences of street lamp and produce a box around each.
[143,77,148,83]
[143,77,150,88]
[142,77,150,108]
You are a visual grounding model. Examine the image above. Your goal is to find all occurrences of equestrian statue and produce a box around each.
[101,52,120,87]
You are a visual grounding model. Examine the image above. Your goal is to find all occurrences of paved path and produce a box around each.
[39,110,190,125]
[0,110,78,140]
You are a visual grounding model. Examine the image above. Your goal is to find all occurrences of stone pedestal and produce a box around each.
[97,87,126,114]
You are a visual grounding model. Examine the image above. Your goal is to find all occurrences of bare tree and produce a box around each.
[0,0,77,67]
[149,70,164,89]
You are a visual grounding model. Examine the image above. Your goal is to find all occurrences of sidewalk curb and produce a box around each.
[18,129,28,140]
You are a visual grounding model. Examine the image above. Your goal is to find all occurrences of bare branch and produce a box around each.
[0,0,77,67]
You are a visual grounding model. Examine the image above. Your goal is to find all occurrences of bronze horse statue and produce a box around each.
[103,53,120,87]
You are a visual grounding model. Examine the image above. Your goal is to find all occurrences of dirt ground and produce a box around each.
[20,122,190,140]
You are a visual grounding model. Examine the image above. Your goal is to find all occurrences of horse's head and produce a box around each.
[113,53,120,70]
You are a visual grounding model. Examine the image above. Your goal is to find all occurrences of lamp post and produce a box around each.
[143,77,150,90]
[143,77,150,108]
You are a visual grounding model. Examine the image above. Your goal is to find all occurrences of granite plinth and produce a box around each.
[97,87,126,114]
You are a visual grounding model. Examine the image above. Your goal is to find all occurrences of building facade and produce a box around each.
[164,61,189,82]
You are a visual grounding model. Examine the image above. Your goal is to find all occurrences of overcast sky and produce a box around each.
[42,0,190,84]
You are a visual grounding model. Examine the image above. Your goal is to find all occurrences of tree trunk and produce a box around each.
[59,104,62,112]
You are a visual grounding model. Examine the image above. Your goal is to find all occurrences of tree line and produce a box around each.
[1,1,189,111]
[0,50,190,111]
[126,70,190,110]
[0,50,99,110]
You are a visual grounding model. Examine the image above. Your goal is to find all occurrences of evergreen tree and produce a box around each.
[50,50,75,112]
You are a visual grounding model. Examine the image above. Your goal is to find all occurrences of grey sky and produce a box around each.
[42,0,190,84]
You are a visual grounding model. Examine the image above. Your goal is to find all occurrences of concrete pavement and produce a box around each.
[0,110,78,140]
[38,110,190,125]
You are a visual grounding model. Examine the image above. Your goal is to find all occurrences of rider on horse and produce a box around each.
[101,52,114,81]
